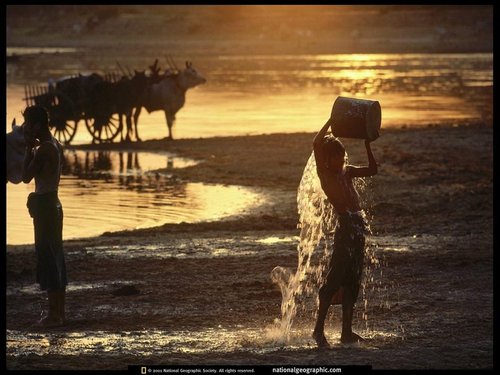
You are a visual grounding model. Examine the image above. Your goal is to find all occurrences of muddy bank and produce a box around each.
[71,124,493,236]
[6,231,493,370]
[6,124,493,370]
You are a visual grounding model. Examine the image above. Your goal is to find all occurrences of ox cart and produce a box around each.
[22,58,206,145]
[24,72,126,144]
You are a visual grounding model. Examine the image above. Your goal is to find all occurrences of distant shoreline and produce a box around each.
[7,5,493,57]
[6,45,495,57]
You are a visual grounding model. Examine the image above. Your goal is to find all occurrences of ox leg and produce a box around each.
[166,112,174,140]
[133,107,142,142]
[118,114,125,143]
[125,112,132,142]
[98,125,103,144]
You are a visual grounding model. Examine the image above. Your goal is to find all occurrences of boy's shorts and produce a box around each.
[320,211,367,304]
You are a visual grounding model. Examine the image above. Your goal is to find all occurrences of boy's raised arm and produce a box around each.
[313,118,333,170]
[313,118,332,146]
[348,140,378,177]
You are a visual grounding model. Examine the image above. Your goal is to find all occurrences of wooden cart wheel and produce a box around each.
[50,119,78,145]
[45,89,80,145]
[85,113,121,143]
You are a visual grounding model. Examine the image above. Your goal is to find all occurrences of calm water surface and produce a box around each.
[6,150,265,245]
[5,52,492,243]
[6,52,492,142]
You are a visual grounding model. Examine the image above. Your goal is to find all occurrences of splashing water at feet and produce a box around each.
[269,151,377,343]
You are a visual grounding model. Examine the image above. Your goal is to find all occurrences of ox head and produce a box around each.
[180,60,207,89]
[131,69,152,93]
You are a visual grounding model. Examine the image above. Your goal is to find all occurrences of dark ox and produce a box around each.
[113,71,152,142]
[133,61,206,140]
[86,71,154,142]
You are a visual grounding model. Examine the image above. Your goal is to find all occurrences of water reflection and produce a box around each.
[210,53,492,93]
[59,149,198,196]
[62,149,196,178]
[6,150,265,245]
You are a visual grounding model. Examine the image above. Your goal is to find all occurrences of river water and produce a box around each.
[6,150,265,245]
[6,51,492,142]
[5,51,492,244]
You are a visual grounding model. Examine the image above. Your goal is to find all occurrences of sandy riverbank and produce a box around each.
[6,124,493,370]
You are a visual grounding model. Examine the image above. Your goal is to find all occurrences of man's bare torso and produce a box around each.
[317,166,361,214]
[34,138,62,194]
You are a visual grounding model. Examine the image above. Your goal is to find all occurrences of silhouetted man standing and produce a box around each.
[22,105,67,327]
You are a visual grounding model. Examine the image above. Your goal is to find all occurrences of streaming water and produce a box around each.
[270,151,380,342]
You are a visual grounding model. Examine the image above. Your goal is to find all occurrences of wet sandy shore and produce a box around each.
[6,124,493,370]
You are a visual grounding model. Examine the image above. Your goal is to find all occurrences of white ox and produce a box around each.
[133,61,206,140]
[6,119,26,184]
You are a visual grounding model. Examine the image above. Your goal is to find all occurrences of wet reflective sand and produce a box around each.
[6,234,408,358]
[6,326,399,357]
[7,231,487,365]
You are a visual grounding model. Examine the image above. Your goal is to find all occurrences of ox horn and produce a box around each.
[168,55,179,72]
[149,59,160,74]
[125,66,133,78]
[116,61,128,77]
[165,56,174,71]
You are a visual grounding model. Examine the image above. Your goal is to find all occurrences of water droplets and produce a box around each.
[271,151,378,342]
